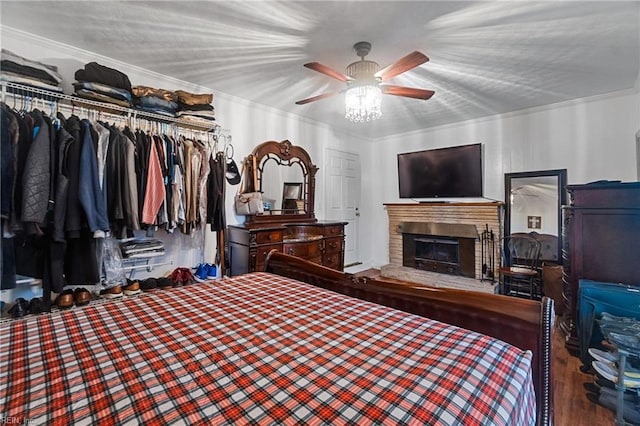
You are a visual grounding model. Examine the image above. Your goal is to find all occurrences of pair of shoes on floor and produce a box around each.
[8,297,51,318]
[123,279,141,295]
[590,348,640,378]
[55,288,92,308]
[169,267,197,286]
[100,279,144,299]
[100,285,123,299]
[592,360,640,388]
[586,391,640,424]
[138,277,174,292]
[194,263,217,282]
[157,277,174,289]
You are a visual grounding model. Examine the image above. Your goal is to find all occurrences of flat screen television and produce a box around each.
[397,143,483,198]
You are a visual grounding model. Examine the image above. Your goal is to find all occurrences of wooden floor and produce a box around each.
[353,268,615,425]
[553,324,614,425]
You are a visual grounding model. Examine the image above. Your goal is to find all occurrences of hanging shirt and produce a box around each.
[141,132,166,225]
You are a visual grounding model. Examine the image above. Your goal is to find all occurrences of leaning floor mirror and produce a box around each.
[504,169,567,266]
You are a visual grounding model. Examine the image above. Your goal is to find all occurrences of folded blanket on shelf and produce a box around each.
[132,85,178,102]
[1,49,62,86]
[73,81,132,102]
[0,73,64,93]
[75,61,132,92]
[173,89,213,106]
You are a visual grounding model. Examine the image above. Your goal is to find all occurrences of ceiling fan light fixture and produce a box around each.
[345,84,382,123]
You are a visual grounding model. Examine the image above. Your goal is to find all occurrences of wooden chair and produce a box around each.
[499,235,542,299]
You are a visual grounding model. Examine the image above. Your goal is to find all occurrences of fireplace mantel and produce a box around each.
[383,202,503,293]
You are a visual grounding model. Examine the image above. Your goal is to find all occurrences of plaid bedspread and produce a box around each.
[0,272,535,425]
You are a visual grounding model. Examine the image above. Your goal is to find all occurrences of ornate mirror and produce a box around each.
[244,140,318,225]
[504,169,567,265]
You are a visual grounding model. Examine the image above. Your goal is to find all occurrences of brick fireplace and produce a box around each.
[382,202,502,293]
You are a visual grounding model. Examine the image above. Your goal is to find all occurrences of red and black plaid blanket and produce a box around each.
[0,272,535,425]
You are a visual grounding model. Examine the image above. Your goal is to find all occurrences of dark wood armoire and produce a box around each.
[561,181,640,351]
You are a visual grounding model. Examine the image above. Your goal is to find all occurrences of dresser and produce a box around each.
[227,221,346,276]
[561,181,640,352]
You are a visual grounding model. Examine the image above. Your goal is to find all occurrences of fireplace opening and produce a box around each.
[415,237,459,265]
[402,233,475,278]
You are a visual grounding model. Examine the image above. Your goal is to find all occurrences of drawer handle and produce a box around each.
[329,242,338,248]
[267,235,272,241]
[288,248,295,255]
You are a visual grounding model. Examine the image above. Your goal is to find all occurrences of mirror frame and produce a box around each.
[244,140,318,226]
[504,169,567,265]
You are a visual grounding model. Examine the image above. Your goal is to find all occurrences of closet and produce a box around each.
[1,81,229,306]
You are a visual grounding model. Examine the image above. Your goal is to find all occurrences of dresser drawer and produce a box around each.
[323,253,342,270]
[283,240,323,258]
[254,230,283,245]
[324,225,343,237]
[252,244,282,271]
[324,237,343,254]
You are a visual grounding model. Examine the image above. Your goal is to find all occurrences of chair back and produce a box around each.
[501,235,542,270]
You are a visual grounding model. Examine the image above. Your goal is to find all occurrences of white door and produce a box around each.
[325,148,360,267]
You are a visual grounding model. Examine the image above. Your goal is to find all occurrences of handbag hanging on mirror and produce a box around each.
[234,158,264,215]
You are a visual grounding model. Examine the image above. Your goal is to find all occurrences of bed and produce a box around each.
[0,252,553,425]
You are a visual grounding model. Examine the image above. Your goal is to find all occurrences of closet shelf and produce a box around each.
[1,81,219,132]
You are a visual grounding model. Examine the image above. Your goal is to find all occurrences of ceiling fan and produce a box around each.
[295,41,435,106]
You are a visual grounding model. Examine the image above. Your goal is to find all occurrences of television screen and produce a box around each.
[397,143,483,198]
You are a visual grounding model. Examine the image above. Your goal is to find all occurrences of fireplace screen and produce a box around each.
[415,237,459,265]
[402,233,475,278]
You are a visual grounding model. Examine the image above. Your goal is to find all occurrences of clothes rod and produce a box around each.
[1,81,219,132]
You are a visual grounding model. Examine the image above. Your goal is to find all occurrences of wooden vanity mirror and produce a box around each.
[244,140,318,226]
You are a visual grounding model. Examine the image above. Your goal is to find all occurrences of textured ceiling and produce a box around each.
[1,1,639,139]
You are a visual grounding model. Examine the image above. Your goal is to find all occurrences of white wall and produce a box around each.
[1,27,370,276]
[368,89,640,267]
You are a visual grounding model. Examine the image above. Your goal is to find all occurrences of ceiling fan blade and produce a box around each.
[381,85,435,100]
[295,91,341,105]
[304,62,352,82]
[375,51,429,81]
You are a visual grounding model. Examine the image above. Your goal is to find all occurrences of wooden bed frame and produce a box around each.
[265,251,554,426]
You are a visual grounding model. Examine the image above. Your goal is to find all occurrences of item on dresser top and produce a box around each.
[1,49,63,86]
[234,159,263,215]
[234,191,263,215]
[74,61,132,92]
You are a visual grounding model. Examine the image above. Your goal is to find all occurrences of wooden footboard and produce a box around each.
[265,251,554,426]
